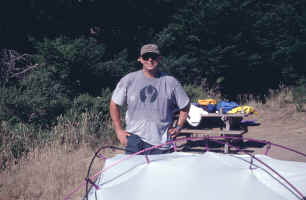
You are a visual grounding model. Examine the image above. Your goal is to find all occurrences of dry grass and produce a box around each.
[238,86,300,118]
[0,87,305,200]
[0,111,117,200]
[0,112,115,170]
[0,143,118,200]
[264,86,293,108]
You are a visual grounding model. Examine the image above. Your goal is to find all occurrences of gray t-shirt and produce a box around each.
[112,70,190,146]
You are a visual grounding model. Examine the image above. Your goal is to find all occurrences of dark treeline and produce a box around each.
[0,0,184,54]
[1,0,306,128]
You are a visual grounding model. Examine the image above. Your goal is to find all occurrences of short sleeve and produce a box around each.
[173,80,190,109]
[111,77,128,106]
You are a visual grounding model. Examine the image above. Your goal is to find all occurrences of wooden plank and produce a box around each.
[201,113,245,118]
[173,113,246,120]
[180,129,245,135]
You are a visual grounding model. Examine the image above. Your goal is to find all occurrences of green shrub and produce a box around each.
[1,36,109,127]
[0,92,115,170]
[58,88,114,147]
[0,68,71,127]
[33,36,132,96]
[183,84,220,102]
[66,88,112,118]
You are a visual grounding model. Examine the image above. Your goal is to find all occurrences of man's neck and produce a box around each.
[142,69,159,78]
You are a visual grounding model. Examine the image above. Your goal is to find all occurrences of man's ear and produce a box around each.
[137,57,141,62]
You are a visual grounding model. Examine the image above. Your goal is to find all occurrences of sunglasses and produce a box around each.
[142,53,159,61]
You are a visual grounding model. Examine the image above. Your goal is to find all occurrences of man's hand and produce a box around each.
[168,127,181,139]
[116,129,130,146]
[169,103,189,139]
[110,100,130,146]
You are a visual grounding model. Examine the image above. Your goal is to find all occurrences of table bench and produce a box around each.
[175,113,248,153]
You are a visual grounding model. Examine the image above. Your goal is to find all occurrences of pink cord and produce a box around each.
[64,136,306,200]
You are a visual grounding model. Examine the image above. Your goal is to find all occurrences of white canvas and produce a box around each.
[87,152,306,200]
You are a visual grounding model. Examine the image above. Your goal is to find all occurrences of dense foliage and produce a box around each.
[1,0,306,123]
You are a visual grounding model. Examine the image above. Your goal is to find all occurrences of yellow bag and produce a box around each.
[197,98,217,106]
[227,106,258,115]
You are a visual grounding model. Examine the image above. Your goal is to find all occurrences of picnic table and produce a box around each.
[174,112,248,153]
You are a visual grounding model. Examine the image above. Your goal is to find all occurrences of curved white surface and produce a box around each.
[87,152,306,200]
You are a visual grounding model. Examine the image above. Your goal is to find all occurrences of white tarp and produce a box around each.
[87,152,306,200]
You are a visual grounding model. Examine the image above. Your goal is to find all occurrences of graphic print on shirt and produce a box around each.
[140,85,158,104]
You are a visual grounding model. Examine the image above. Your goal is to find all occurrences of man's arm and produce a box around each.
[168,103,190,139]
[109,100,130,146]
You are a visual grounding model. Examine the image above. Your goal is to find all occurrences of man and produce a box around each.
[109,44,190,154]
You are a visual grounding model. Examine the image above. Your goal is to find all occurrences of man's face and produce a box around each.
[139,52,161,72]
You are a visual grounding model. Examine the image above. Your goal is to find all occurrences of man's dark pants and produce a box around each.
[126,133,172,155]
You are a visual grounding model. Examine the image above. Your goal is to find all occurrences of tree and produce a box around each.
[155,0,306,99]
[0,49,38,87]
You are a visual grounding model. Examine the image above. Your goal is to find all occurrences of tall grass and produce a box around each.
[0,111,116,171]
[0,86,305,200]
[0,110,118,200]
[0,143,118,200]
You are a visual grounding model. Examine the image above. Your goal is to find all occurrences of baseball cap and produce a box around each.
[140,44,160,56]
